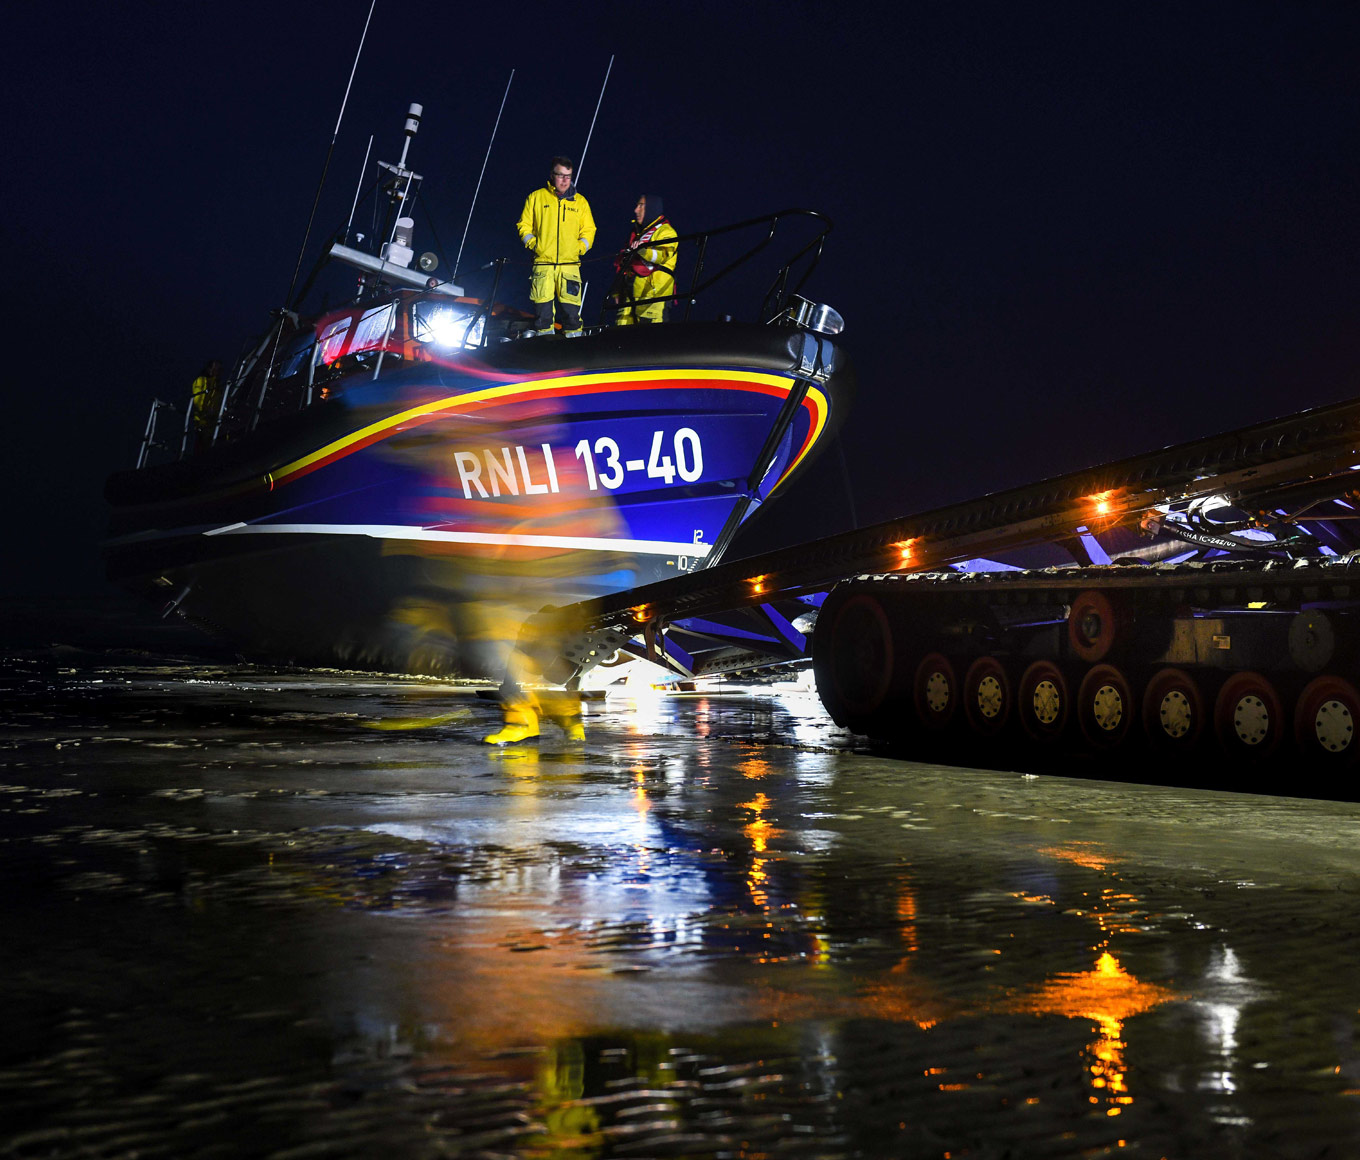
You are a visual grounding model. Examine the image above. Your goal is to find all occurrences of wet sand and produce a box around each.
[4,640,1360,1158]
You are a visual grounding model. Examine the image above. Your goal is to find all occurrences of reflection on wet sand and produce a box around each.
[1006,949,1183,1119]
[5,650,1360,1157]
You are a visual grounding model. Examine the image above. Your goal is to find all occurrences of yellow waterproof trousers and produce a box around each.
[530,264,583,332]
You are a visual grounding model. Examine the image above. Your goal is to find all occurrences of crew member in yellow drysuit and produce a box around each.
[613,194,676,325]
[481,608,587,746]
[516,156,596,337]
[189,359,222,450]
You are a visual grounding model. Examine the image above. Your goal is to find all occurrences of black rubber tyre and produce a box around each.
[824,592,895,721]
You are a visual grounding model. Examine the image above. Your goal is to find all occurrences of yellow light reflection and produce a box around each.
[739,793,774,852]
[633,768,649,816]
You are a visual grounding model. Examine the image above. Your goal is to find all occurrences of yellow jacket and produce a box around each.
[629,217,677,289]
[517,185,596,266]
[190,373,220,428]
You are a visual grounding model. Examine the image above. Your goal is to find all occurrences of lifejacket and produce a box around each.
[619,216,677,279]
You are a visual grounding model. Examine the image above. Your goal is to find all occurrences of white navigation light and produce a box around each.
[404,103,422,136]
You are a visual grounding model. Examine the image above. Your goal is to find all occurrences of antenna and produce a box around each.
[343,134,374,246]
[453,70,514,279]
[574,54,614,187]
[282,0,377,306]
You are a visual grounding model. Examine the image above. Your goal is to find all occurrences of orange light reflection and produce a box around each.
[896,880,920,955]
[739,792,780,910]
[1005,950,1184,1119]
[738,758,774,780]
[1039,844,1116,872]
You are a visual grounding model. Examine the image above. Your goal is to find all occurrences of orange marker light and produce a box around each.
[748,574,768,596]
[892,538,918,567]
[1088,490,1117,517]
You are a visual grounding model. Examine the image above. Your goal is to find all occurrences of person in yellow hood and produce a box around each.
[189,358,223,450]
[516,156,596,336]
[612,193,677,325]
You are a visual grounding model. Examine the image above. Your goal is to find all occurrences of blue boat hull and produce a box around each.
[105,323,852,675]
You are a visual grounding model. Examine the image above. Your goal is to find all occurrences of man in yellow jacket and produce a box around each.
[613,193,677,325]
[516,156,596,336]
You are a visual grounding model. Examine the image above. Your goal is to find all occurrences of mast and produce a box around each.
[282,0,377,307]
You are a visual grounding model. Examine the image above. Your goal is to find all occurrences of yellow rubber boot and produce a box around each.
[482,700,540,745]
[538,690,585,741]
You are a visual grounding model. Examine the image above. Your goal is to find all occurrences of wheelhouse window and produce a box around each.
[317,316,352,366]
[277,331,316,380]
[350,301,397,355]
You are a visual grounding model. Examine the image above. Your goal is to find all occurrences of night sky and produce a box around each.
[5,1,1359,600]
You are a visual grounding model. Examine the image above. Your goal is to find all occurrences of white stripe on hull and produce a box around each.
[201,521,712,557]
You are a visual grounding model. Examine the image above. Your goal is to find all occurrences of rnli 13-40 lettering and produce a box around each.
[453,429,705,498]
[574,428,704,491]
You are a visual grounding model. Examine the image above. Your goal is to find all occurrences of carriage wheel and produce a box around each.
[913,652,957,732]
[1141,667,1205,756]
[1293,675,1360,767]
[827,593,895,719]
[1077,664,1135,749]
[1068,589,1124,663]
[1214,671,1285,760]
[963,656,1011,737]
[1018,660,1069,743]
